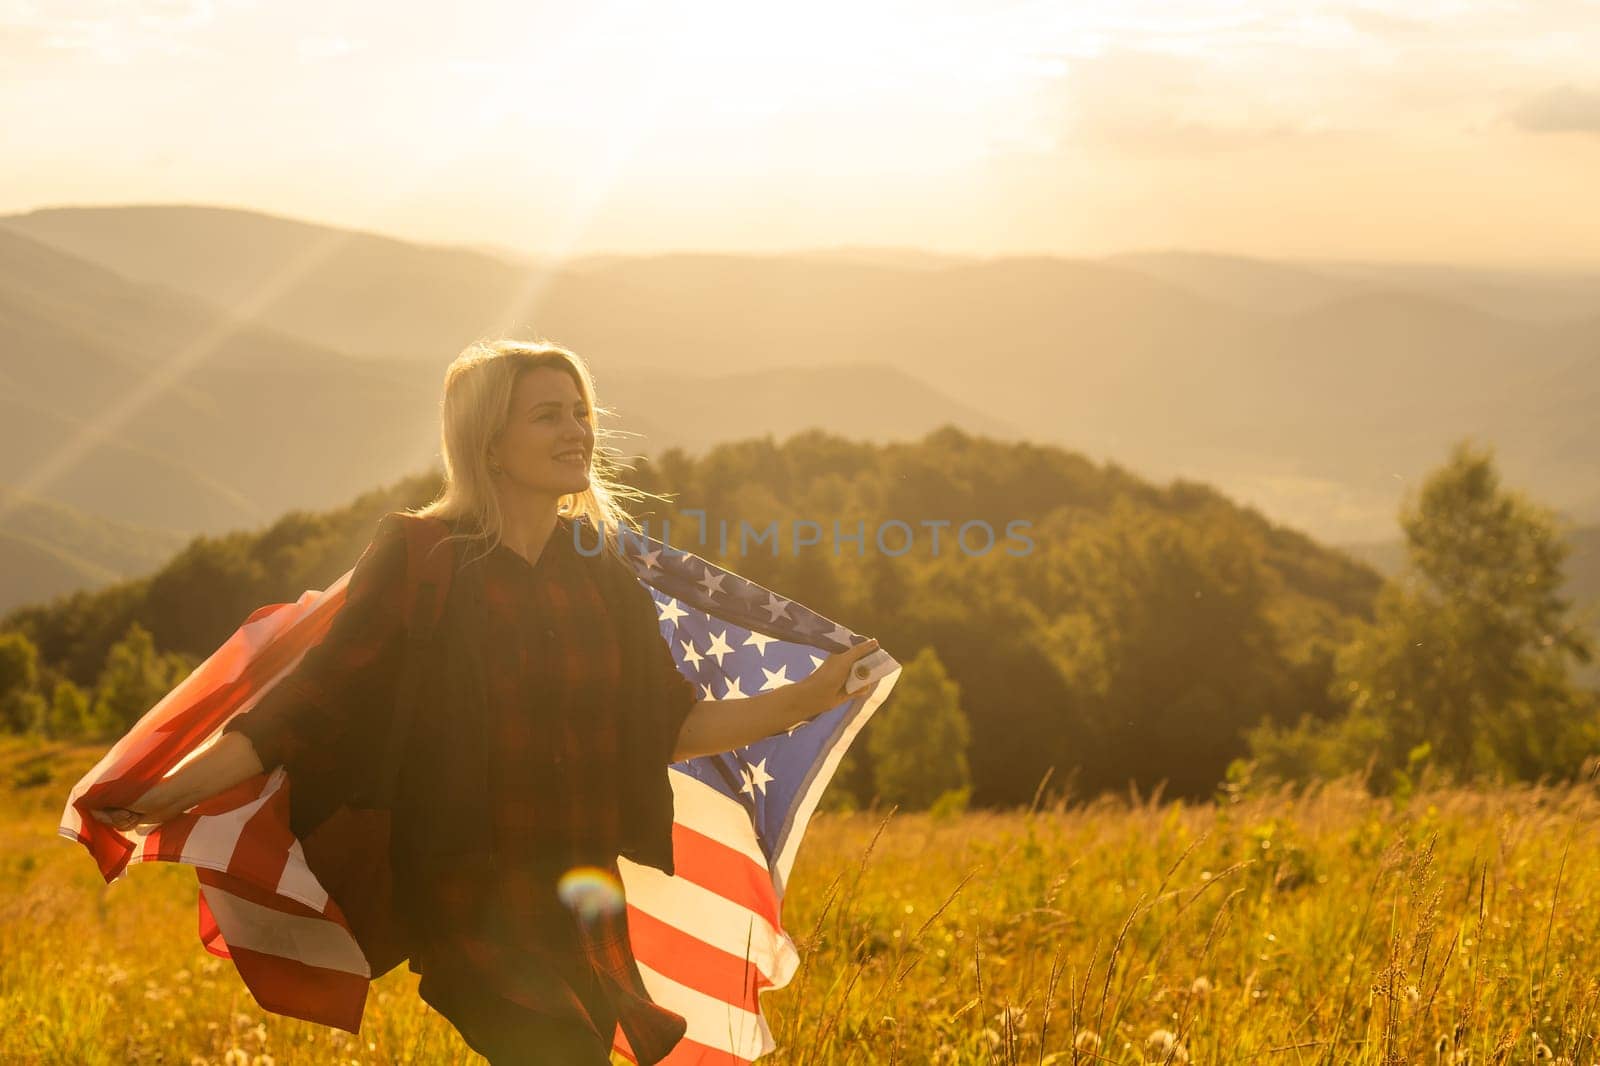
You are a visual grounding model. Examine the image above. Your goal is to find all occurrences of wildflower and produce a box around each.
[994,1006,1028,1030]
[1533,1043,1553,1061]
[981,1027,1002,1048]
[252,1056,276,1066]
[1075,1030,1102,1053]
[1190,976,1212,997]
[1145,1028,1190,1063]
[223,1049,251,1066]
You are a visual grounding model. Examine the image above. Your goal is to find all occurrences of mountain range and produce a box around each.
[2,203,1596,613]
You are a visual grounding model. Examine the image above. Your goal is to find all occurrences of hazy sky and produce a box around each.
[4,0,1599,264]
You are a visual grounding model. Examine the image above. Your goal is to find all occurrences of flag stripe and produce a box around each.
[666,770,770,869]
[619,860,797,988]
[666,820,781,930]
[197,881,369,975]
[624,906,777,1003]
[635,959,774,1061]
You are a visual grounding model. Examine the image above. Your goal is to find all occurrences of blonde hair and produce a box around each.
[405,338,669,569]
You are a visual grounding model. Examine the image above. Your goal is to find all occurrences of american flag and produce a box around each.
[58,519,900,1064]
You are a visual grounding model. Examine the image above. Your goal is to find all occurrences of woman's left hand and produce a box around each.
[89,782,190,832]
[801,637,882,711]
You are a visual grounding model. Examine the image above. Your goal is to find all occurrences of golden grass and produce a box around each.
[6,736,1600,1064]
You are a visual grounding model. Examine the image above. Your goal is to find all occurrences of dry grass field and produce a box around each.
[5,735,1599,1065]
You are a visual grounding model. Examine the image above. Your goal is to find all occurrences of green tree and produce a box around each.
[45,679,92,740]
[1251,441,1598,787]
[1046,500,1290,797]
[89,622,194,737]
[867,646,970,809]
[0,630,41,734]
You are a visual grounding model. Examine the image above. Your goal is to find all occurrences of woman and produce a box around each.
[89,339,880,1065]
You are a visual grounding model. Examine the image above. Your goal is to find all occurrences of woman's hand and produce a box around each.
[802,637,882,709]
[87,732,265,832]
[89,783,191,832]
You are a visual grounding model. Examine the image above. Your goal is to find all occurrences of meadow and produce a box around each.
[5,736,1599,1065]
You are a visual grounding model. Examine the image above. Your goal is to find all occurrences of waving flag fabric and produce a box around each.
[58,521,900,1063]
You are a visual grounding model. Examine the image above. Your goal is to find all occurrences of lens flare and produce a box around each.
[556,865,626,923]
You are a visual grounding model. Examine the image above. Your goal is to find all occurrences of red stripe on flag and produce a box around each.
[659,1035,754,1066]
[669,822,782,929]
[198,889,232,960]
[626,904,776,1004]
[223,780,297,893]
[224,943,369,1034]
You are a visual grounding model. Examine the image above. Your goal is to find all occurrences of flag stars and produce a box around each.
[760,665,792,691]
[678,637,703,669]
[697,565,728,599]
[762,593,792,623]
[739,757,774,798]
[704,629,735,666]
[722,676,747,699]
[655,598,688,628]
[743,631,776,656]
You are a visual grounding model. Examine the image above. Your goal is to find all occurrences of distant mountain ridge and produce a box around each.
[4,204,1596,550]
[0,486,186,614]
[0,215,1003,609]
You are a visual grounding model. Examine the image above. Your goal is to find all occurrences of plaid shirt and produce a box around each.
[223,513,698,1063]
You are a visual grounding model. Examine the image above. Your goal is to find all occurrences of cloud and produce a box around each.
[1041,48,1329,158]
[296,35,364,63]
[0,0,229,62]
[1335,5,1434,39]
[1508,84,1600,134]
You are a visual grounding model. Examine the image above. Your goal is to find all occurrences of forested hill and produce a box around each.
[0,427,1382,806]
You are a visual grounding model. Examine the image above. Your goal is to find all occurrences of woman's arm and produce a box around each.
[609,551,881,763]
[668,637,880,762]
[91,515,412,831]
[91,731,264,831]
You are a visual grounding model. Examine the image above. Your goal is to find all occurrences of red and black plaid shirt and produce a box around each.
[224,513,699,1063]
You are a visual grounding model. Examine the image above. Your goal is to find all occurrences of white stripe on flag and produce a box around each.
[635,959,777,1061]
[619,860,799,988]
[666,769,768,868]
[275,837,330,911]
[199,883,370,976]
[178,774,280,871]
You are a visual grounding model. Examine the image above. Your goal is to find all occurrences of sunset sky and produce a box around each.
[4,0,1599,264]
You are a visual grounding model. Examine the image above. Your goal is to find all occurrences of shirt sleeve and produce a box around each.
[222,514,410,776]
[615,561,700,766]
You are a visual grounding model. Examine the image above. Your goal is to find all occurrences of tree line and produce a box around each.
[2,428,1592,806]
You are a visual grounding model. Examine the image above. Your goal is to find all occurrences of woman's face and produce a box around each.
[489,366,594,496]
